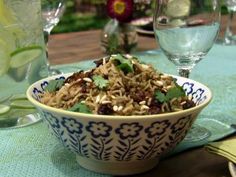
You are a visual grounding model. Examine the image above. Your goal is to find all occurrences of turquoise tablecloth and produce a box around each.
[1,44,236,177]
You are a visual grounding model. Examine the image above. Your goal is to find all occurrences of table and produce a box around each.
[46,24,236,177]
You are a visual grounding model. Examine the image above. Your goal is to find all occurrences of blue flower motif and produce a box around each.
[182,82,194,95]
[192,88,204,103]
[196,95,207,105]
[32,88,43,100]
[43,112,60,129]
[55,76,65,80]
[41,81,49,91]
[115,122,143,139]
[171,116,191,134]
[61,117,83,134]
[86,121,112,138]
[145,120,171,138]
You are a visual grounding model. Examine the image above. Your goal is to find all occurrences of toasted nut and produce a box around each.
[180,101,187,105]
[118,105,123,111]
[101,101,112,104]
[113,105,118,111]
[155,80,164,87]
[111,95,116,99]
[103,57,107,65]
[83,78,92,82]
[125,54,133,59]
[188,95,192,100]
[141,64,149,69]
[161,75,171,79]
[139,101,146,105]
[141,105,149,110]
[96,95,101,103]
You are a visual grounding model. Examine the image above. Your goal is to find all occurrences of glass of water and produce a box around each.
[0,0,48,128]
[41,0,65,75]
[153,0,221,141]
[224,0,236,45]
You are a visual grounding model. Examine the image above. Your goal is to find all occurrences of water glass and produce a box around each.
[153,0,220,141]
[0,0,48,128]
[224,0,236,44]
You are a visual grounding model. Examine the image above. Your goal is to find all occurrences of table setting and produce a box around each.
[1,0,236,177]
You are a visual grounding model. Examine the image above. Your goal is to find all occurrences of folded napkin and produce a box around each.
[205,138,236,163]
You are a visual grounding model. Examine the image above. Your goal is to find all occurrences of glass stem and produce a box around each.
[177,68,191,78]
[43,30,62,76]
[224,11,234,44]
[43,31,51,71]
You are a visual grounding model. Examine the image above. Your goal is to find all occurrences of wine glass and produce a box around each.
[41,0,66,75]
[153,0,221,141]
[224,0,236,45]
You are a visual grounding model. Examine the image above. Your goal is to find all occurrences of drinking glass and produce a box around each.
[153,0,221,141]
[224,0,236,44]
[0,0,48,128]
[41,0,65,75]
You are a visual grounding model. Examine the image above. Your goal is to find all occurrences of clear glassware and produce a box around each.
[41,0,65,75]
[224,0,236,45]
[153,0,221,141]
[100,19,138,55]
[0,0,48,128]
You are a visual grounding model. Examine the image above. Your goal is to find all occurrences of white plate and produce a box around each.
[131,17,154,36]
[136,27,154,36]
[131,17,153,26]
[229,162,236,177]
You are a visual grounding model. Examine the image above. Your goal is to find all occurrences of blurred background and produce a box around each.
[52,0,229,34]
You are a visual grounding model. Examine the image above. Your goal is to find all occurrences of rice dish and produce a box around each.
[40,54,195,115]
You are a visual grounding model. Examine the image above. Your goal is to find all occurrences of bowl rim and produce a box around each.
[26,73,212,120]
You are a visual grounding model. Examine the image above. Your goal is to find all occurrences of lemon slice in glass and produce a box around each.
[10,100,35,109]
[10,46,43,68]
[0,104,10,115]
[166,0,191,18]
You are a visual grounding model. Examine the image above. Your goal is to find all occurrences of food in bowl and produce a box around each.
[39,54,195,116]
[27,54,212,175]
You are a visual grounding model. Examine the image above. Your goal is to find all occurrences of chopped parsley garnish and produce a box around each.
[92,75,109,89]
[112,54,133,73]
[155,86,186,103]
[44,79,65,92]
[68,102,92,114]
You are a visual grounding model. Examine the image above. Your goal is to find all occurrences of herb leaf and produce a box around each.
[166,86,186,101]
[68,102,91,114]
[112,54,133,73]
[44,79,65,92]
[155,86,186,103]
[155,91,167,103]
[92,75,109,89]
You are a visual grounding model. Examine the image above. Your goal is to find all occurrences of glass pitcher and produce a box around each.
[0,0,48,128]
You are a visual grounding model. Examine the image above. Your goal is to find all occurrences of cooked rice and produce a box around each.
[39,55,195,115]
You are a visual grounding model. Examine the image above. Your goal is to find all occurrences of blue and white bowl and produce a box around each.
[26,73,212,175]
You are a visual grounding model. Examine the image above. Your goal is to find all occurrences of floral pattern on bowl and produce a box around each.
[27,73,212,175]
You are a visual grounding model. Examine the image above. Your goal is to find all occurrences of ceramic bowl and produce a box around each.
[26,73,212,175]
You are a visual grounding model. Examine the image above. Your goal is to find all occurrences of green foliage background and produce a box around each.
[52,0,229,34]
[52,0,109,34]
